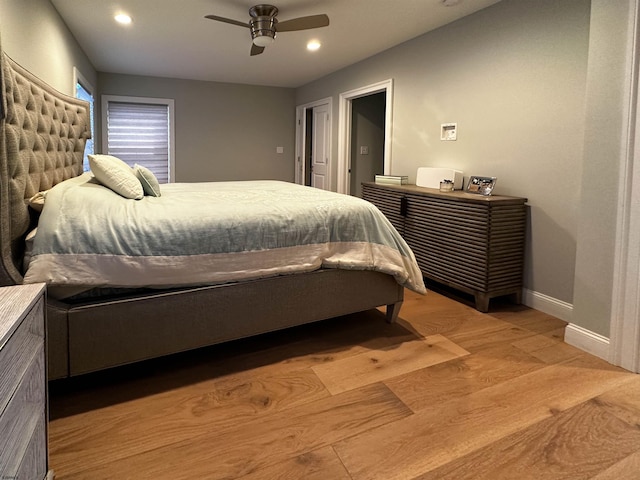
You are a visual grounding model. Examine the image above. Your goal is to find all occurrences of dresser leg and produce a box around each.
[475,294,490,313]
[511,290,523,305]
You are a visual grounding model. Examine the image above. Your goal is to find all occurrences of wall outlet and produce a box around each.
[441,123,457,141]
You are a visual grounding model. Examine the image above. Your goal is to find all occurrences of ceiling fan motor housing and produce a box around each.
[250,4,278,45]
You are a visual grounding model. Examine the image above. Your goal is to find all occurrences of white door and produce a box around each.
[311,104,330,190]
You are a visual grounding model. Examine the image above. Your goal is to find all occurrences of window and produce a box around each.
[73,68,95,172]
[101,95,175,183]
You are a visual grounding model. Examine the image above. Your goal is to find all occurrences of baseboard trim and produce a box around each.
[564,323,610,361]
[522,288,610,361]
[522,288,573,323]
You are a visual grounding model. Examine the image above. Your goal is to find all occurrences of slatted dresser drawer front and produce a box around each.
[362,183,527,311]
[361,183,405,232]
[0,296,44,415]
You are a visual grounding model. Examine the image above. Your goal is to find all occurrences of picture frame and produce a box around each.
[466,176,497,195]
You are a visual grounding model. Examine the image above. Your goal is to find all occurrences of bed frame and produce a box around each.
[0,52,404,380]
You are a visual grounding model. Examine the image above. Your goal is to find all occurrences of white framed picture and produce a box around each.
[466,176,497,195]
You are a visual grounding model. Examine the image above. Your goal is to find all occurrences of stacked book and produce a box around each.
[375,175,409,185]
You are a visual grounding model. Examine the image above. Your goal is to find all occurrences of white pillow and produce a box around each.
[134,164,162,197]
[23,228,38,271]
[88,154,144,200]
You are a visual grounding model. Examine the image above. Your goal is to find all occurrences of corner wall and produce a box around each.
[0,0,96,95]
[296,0,591,308]
[0,0,297,185]
[573,0,637,338]
[98,73,297,183]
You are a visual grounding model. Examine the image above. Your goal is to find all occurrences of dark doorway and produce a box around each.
[349,92,386,197]
[304,108,313,186]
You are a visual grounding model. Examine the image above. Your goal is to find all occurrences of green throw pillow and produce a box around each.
[134,164,162,197]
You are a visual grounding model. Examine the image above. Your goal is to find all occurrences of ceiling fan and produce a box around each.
[205,4,330,56]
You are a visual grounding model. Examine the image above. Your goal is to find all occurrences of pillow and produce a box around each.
[23,228,37,271]
[27,190,49,212]
[88,154,144,200]
[134,164,162,197]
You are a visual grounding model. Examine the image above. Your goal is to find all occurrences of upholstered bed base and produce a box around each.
[0,51,404,380]
[47,270,403,379]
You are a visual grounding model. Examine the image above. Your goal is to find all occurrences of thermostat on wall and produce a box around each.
[441,123,457,141]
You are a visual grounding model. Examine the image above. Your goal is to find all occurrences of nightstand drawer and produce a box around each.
[0,346,46,478]
[0,296,44,415]
[16,414,47,480]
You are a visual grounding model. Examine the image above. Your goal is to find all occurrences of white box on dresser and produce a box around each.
[0,283,52,480]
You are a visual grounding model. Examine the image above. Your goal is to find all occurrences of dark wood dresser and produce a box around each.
[0,283,51,479]
[362,182,527,312]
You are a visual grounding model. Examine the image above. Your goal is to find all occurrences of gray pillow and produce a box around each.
[88,154,144,200]
[134,164,162,197]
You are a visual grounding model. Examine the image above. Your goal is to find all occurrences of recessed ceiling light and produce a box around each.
[307,40,321,51]
[114,13,132,25]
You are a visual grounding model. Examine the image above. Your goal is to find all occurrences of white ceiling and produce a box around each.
[51,0,502,88]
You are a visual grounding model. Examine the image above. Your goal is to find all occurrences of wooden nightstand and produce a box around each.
[0,283,52,480]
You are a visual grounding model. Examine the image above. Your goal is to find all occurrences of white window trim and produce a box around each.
[101,95,176,182]
[73,67,95,166]
[73,67,94,99]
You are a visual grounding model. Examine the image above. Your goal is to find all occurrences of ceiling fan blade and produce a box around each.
[204,14,249,28]
[276,14,329,32]
[250,44,265,56]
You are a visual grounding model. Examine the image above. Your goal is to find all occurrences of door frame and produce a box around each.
[337,79,394,194]
[295,97,332,188]
[610,0,640,373]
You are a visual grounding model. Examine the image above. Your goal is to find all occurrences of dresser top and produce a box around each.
[0,283,45,346]
[363,182,528,205]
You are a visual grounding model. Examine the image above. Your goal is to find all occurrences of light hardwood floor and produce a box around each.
[48,287,640,479]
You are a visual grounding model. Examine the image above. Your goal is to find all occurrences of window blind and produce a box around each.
[106,101,170,183]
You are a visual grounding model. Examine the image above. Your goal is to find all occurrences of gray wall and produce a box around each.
[0,0,96,95]
[297,0,590,310]
[0,0,296,185]
[572,0,635,336]
[98,73,296,182]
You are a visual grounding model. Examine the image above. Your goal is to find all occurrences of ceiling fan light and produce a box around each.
[253,35,275,47]
[307,40,321,51]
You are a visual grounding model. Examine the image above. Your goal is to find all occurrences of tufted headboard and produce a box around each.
[0,52,91,286]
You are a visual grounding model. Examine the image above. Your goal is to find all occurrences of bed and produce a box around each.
[0,51,425,380]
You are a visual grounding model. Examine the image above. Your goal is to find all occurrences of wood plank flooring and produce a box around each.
[48,288,640,479]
